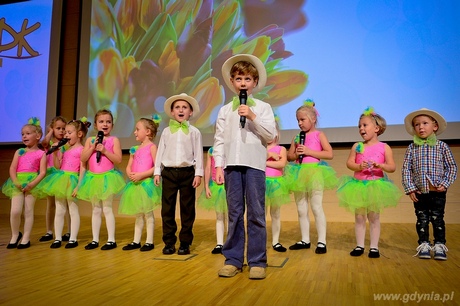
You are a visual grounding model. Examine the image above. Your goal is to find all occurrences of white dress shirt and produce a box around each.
[154,122,204,177]
[213,96,276,172]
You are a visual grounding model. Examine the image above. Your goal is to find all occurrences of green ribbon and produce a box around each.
[232,96,256,111]
[169,119,189,134]
[413,134,436,146]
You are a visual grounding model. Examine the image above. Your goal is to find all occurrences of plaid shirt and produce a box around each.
[402,140,457,194]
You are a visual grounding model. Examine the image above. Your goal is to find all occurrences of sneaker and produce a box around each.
[85,241,99,250]
[272,243,287,252]
[218,265,241,277]
[350,246,365,256]
[414,242,431,259]
[368,248,380,258]
[50,240,62,249]
[140,243,154,252]
[122,242,141,251]
[289,241,310,250]
[249,267,266,280]
[211,244,223,254]
[39,233,53,242]
[65,240,79,249]
[62,233,71,242]
[315,242,327,254]
[101,241,117,250]
[432,243,448,261]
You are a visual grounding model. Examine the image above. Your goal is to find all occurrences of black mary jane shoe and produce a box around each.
[289,241,311,250]
[85,241,99,250]
[273,243,287,252]
[368,248,380,258]
[17,241,31,249]
[50,240,62,249]
[101,241,117,250]
[211,244,223,254]
[315,242,327,254]
[350,246,365,256]
[65,240,79,249]
[39,233,53,242]
[6,232,22,249]
[122,242,141,251]
[140,243,154,252]
[62,233,71,242]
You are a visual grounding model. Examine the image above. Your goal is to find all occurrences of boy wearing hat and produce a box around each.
[214,54,276,279]
[402,108,457,260]
[154,93,203,255]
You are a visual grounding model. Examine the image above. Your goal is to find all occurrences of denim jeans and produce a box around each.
[223,166,267,268]
[413,191,446,245]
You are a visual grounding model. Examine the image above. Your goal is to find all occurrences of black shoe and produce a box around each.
[39,233,53,242]
[85,241,99,250]
[178,243,190,255]
[211,244,223,254]
[162,245,176,255]
[65,240,79,249]
[273,243,287,252]
[62,233,71,242]
[101,241,117,250]
[122,242,141,251]
[50,240,62,249]
[350,246,365,256]
[368,248,380,258]
[315,242,327,254]
[6,232,22,249]
[140,243,154,252]
[289,241,311,250]
[17,241,30,249]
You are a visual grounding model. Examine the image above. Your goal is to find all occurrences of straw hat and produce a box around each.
[163,93,200,119]
[404,108,447,135]
[221,54,267,94]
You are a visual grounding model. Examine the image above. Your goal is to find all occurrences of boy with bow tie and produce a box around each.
[154,93,203,255]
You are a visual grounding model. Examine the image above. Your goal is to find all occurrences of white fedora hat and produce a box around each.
[163,93,200,119]
[404,108,447,135]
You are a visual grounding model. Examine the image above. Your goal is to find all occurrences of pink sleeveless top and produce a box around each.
[88,136,116,173]
[17,150,44,173]
[298,130,321,163]
[61,146,83,172]
[131,143,155,172]
[208,147,217,182]
[354,142,385,180]
[266,145,283,177]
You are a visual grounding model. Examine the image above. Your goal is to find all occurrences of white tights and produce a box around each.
[133,212,154,244]
[294,190,326,244]
[215,212,227,245]
[269,206,282,245]
[10,193,35,244]
[91,196,115,242]
[55,198,80,241]
[355,211,380,249]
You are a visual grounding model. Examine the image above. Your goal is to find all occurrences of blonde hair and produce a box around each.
[296,103,318,127]
[23,118,43,138]
[67,119,91,144]
[359,112,387,135]
[138,118,159,140]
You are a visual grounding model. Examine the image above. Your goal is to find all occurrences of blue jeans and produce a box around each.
[223,166,267,268]
[414,191,446,244]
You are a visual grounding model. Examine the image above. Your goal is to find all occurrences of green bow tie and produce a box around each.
[169,119,189,134]
[413,134,437,146]
[232,96,256,111]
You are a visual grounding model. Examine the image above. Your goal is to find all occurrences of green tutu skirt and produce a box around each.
[78,169,125,202]
[337,176,403,213]
[118,178,161,215]
[1,172,45,199]
[265,176,291,207]
[39,170,79,200]
[285,161,338,193]
[197,180,227,213]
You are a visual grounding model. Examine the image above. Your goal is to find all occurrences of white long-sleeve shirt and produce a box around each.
[213,97,276,172]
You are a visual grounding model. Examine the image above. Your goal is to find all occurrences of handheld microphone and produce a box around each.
[96,131,104,163]
[46,138,69,155]
[239,89,247,128]
[298,131,306,163]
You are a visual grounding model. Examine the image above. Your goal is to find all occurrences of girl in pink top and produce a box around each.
[197,146,228,254]
[40,116,68,242]
[2,117,47,249]
[337,107,402,258]
[265,121,290,252]
[79,109,125,250]
[41,118,90,248]
[286,100,337,254]
[119,117,162,252]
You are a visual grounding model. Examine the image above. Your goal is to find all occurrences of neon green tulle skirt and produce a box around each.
[1,172,44,199]
[197,180,227,213]
[265,176,291,207]
[118,178,161,215]
[337,176,403,213]
[77,169,125,202]
[39,170,79,200]
[285,162,338,193]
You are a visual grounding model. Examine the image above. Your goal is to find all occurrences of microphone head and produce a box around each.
[239,89,247,98]
[60,138,70,145]
[96,131,104,142]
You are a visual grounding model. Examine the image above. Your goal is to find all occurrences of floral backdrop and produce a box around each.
[89,0,308,136]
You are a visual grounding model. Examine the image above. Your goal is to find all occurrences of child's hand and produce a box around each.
[408,191,420,202]
[205,186,212,198]
[435,185,446,192]
[267,152,280,161]
[22,183,33,193]
[129,172,145,183]
[238,105,256,121]
[359,161,372,170]
[192,176,201,188]
[95,143,105,155]
[215,167,225,185]
[72,187,78,198]
[154,175,161,186]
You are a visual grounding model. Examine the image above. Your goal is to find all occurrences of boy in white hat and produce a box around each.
[214,54,276,279]
[154,93,203,255]
[402,108,457,260]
